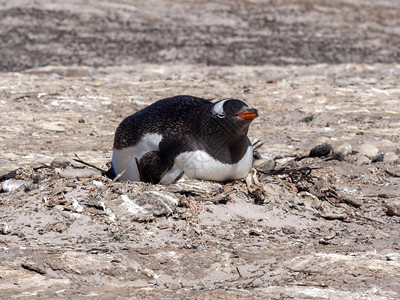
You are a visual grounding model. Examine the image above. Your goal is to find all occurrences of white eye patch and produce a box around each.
[212,99,230,115]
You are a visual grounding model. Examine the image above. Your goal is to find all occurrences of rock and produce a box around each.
[72,199,84,213]
[355,154,370,166]
[372,153,384,163]
[319,213,348,221]
[309,143,332,158]
[275,157,293,169]
[51,157,71,168]
[119,195,148,218]
[58,168,102,179]
[386,200,400,217]
[54,205,81,220]
[30,173,42,183]
[142,268,159,279]
[0,223,11,235]
[21,260,47,275]
[336,191,362,208]
[117,192,179,221]
[253,151,262,160]
[91,180,104,188]
[332,143,352,161]
[37,122,66,132]
[300,114,315,123]
[2,179,28,192]
[253,159,275,172]
[384,152,399,163]
[136,191,179,216]
[358,143,379,159]
[385,167,400,177]
[298,191,322,209]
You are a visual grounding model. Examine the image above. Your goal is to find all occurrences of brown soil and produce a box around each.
[1,1,400,299]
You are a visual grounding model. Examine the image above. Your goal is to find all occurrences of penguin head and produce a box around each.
[196,99,258,156]
[211,99,258,128]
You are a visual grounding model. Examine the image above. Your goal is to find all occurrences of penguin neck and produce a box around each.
[195,111,251,164]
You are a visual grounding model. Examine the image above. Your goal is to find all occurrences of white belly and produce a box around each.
[112,133,162,181]
[112,133,253,184]
[159,146,253,184]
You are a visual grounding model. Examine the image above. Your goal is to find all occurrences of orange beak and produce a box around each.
[237,108,259,120]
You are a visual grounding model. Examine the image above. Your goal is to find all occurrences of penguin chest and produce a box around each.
[160,146,253,184]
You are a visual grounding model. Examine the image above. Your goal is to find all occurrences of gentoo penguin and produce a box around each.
[111,95,258,184]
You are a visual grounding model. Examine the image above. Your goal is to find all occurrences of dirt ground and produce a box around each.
[1,1,400,300]
[1,0,400,71]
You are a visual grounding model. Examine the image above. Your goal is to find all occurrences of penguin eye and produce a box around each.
[217,113,225,119]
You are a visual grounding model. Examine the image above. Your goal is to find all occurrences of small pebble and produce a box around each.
[309,143,333,158]
[51,157,71,168]
[0,223,11,235]
[142,268,159,279]
[372,153,384,163]
[54,205,81,220]
[72,199,84,213]
[91,180,104,188]
[386,200,400,217]
[253,151,262,160]
[339,194,362,208]
[332,143,352,161]
[298,191,321,209]
[355,155,370,166]
[301,115,315,123]
[50,73,61,79]
[319,213,347,221]
[275,157,292,169]
[358,143,379,159]
[253,159,275,172]
[31,174,41,184]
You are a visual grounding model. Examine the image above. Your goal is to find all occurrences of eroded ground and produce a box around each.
[1,63,400,299]
[1,0,400,298]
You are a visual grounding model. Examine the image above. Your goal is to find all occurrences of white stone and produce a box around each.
[355,155,370,166]
[334,143,352,156]
[358,143,379,159]
[384,152,399,163]
[2,179,27,192]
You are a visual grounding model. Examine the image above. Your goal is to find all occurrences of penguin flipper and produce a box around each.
[138,151,170,184]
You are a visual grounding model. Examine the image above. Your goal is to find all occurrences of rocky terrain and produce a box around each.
[1,1,400,299]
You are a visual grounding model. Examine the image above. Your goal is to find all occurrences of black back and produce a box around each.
[114,95,211,149]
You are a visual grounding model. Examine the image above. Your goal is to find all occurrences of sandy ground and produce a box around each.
[1,1,400,299]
